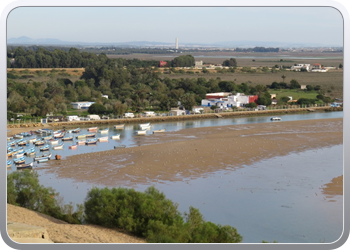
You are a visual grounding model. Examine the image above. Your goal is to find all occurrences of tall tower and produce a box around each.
[175,38,179,50]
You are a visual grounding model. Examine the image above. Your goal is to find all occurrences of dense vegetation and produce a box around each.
[7,46,333,119]
[7,170,242,243]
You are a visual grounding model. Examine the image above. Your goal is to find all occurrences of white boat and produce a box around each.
[98,136,109,142]
[270,117,282,121]
[76,140,86,145]
[53,143,64,150]
[87,127,98,132]
[111,134,120,140]
[99,128,109,134]
[34,152,52,161]
[114,124,125,129]
[135,130,147,135]
[139,122,150,129]
[49,139,59,145]
[153,129,166,134]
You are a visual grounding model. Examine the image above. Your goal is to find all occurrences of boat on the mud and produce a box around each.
[153,129,166,134]
[39,145,50,151]
[61,136,74,141]
[53,143,64,150]
[69,144,78,149]
[99,128,109,134]
[17,162,34,170]
[34,152,52,161]
[135,130,147,135]
[87,127,98,132]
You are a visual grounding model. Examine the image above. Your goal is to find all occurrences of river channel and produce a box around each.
[8,111,344,243]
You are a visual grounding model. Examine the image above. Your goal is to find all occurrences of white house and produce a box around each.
[101,94,108,99]
[66,115,80,121]
[290,64,311,71]
[169,109,186,116]
[201,93,254,108]
[87,114,101,120]
[71,102,95,110]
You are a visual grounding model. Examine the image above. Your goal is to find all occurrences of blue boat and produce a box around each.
[34,140,45,146]
[24,147,36,155]
[39,144,50,151]
[7,160,12,168]
[61,136,74,141]
[17,162,34,169]
[34,152,52,161]
[13,156,26,164]
[85,138,98,145]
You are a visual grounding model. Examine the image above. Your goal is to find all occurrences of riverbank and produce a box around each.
[7,107,342,135]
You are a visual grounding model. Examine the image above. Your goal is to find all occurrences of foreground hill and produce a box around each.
[6,204,146,243]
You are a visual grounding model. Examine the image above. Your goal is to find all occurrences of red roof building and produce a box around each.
[159,61,168,67]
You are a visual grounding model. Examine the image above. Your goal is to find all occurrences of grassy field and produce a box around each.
[268,89,319,100]
[7,51,343,100]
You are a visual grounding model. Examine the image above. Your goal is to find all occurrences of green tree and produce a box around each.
[246,102,257,108]
[222,58,237,67]
[88,103,107,115]
[180,93,197,111]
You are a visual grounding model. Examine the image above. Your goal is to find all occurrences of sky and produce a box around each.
[6,6,344,46]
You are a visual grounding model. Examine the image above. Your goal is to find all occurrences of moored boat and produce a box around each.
[54,132,65,139]
[85,133,96,138]
[61,136,74,141]
[76,134,87,140]
[111,134,120,140]
[37,158,49,163]
[39,145,50,151]
[53,143,64,150]
[114,145,126,149]
[85,138,98,145]
[48,139,59,145]
[17,140,28,146]
[270,117,282,121]
[98,136,108,142]
[135,130,147,135]
[76,140,86,145]
[34,153,52,161]
[139,123,151,129]
[34,140,45,146]
[7,160,12,168]
[99,128,109,134]
[69,144,78,149]
[17,162,34,169]
[13,156,26,165]
[153,129,166,134]
[87,127,98,132]
[13,134,24,139]
[114,124,125,129]
[24,147,35,155]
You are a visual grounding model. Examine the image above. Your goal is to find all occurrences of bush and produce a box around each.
[84,186,242,243]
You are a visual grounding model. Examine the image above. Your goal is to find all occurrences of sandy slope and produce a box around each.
[6,204,146,244]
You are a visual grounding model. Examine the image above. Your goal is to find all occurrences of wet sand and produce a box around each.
[41,118,343,192]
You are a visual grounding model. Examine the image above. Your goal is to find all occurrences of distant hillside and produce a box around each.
[7,36,343,48]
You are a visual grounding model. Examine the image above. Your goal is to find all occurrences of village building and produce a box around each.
[71,101,95,110]
[201,92,258,108]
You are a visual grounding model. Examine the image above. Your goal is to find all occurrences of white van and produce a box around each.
[144,111,156,117]
[87,114,101,120]
[124,113,135,118]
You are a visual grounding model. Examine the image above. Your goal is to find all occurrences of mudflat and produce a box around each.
[42,118,343,191]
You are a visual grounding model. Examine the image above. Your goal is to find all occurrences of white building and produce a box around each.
[201,93,252,108]
[290,64,311,71]
[169,109,186,116]
[71,102,95,110]
[66,115,80,121]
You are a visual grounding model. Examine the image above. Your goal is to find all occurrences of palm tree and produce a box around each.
[281,75,286,83]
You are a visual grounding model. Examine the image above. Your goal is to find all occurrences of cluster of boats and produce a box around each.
[7,123,167,170]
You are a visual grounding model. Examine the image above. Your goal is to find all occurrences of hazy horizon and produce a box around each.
[7,7,344,47]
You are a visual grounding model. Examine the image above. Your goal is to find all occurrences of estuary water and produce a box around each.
[8,111,343,243]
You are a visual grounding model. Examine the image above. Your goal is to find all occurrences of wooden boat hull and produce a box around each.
[17,162,34,169]
[114,145,126,149]
[136,130,147,135]
[69,145,77,149]
[111,135,120,140]
[61,137,74,141]
[76,140,86,145]
[53,144,64,150]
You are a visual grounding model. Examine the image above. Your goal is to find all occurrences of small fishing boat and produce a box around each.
[76,140,86,145]
[7,137,13,141]
[37,158,49,163]
[99,128,109,134]
[114,124,125,129]
[17,162,34,170]
[87,127,98,132]
[7,151,16,158]
[13,134,24,139]
[28,151,36,156]
[61,136,74,141]
[24,147,35,155]
[34,153,52,161]
[52,143,64,150]
[39,145,50,151]
[85,138,98,145]
[34,140,45,146]
[17,140,28,146]
[69,144,78,149]
[54,133,65,139]
[72,128,80,133]
[8,140,16,147]
[139,122,151,129]
[13,157,26,165]
[98,136,108,142]
[85,133,96,138]
[28,137,38,143]
[135,130,147,135]
[48,139,59,145]
[68,128,80,133]
[13,152,25,159]
[76,134,87,140]
[7,160,12,168]
[42,135,53,140]
[153,129,166,134]
[114,145,126,149]
[111,134,120,140]
[270,117,282,121]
